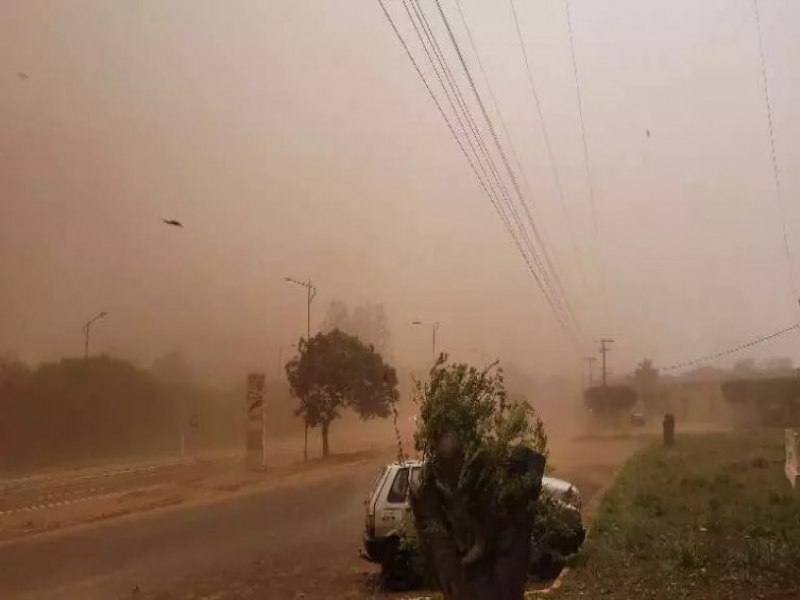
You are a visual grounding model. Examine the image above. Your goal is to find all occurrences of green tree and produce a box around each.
[633,359,658,388]
[409,357,548,598]
[633,358,660,416]
[584,385,637,417]
[285,329,398,456]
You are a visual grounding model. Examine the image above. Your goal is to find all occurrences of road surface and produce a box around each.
[0,456,383,600]
[0,435,645,600]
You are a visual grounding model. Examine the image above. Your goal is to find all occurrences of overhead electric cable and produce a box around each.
[377,0,577,338]
[506,0,587,289]
[751,0,797,300]
[375,0,576,336]
[663,322,800,371]
[432,0,584,341]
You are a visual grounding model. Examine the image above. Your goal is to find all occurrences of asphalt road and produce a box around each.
[0,457,383,600]
[0,435,645,600]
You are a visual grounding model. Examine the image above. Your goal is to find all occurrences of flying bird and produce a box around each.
[17,72,28,81]
[161,218,183,228]
[646,129,651,138]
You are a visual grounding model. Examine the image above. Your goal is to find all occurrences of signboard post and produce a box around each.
[245,373,266,471]
[786,429,799,489]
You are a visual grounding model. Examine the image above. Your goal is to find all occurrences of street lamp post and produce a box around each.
[83,311,107,361]
[412,320,439,361]
[277,343,296,378]
[284,277,317,461]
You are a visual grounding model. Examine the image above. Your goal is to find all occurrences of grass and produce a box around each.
[555,431,800,600]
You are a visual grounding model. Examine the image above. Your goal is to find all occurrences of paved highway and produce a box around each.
[0,457,383,600]
[0,436,644,600]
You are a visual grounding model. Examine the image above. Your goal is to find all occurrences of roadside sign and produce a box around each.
[786,429,799,489]
[245,373,266,471]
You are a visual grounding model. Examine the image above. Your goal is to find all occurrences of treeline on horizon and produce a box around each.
[0,354,301,472]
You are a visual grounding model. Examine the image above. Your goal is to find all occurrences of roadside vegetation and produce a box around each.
[0,354,244,472]
[285,328,399,457]
[556,432,800,600]
[381,357,583,598]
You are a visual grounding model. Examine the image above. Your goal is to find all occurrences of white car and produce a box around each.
[362,459,585,584]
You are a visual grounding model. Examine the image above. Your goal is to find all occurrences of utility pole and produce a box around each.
[285,277,317,461]
[598,339,614,387]
[83,311,107,361]
[583,356,597,388]
[412,320,440,361]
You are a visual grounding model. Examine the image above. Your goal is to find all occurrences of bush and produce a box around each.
[584,385,637,415]
[406,356,549,597]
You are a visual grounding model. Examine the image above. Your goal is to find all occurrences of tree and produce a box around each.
[584,385,637,416]
[321,300,393,359]
[633,359,658,389]
[285,329,398,456]
[408,357,548,599]
[762,357,793,374]
[733,358,756,374]
[632,359,660,415]
[150,351,194,384]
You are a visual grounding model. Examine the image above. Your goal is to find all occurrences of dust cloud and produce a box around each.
[2,0,800,462]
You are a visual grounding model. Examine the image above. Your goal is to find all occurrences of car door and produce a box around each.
[374,466,409,537]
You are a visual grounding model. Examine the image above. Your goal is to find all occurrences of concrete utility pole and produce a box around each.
[583,356,597,387]
[83,311,107,360]
[598,339,614,387]
[412,320,440,361]
[285,277,317,461]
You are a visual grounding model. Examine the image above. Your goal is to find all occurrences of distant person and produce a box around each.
[662,412,675,447]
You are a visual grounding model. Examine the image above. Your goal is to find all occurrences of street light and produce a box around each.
[412,320,439,361]
[277,343,296,377]
[83,311,107,360]
[284,276,317,461]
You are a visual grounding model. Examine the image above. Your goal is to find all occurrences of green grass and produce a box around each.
[555,432,800,600]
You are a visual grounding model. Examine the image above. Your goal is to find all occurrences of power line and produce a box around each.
[395,0,576,336]
[662,322,800,372]
[409,0,577,336]
[410,0,577,332]
[431,0,584,341]
[563,0,605,303]
[375,0,576,337]
[507,0,587,290]
[402,0,512,234]
[406,0,545,283]
[401,0,551,300]
[751,0,797,299]
[597,338,614,386]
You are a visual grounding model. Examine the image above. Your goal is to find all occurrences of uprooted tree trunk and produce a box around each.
[411,446,546,600]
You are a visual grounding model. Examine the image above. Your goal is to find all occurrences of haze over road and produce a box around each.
[0,435,642,600]
[0,456,381,600]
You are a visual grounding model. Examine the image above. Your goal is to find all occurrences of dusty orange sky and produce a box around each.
[2,0,800,383]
